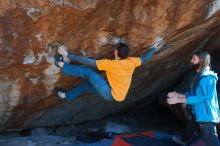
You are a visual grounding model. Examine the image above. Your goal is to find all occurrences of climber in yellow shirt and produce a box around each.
[54,38,165,102]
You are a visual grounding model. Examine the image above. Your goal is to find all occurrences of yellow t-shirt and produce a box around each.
[96,57,141,102]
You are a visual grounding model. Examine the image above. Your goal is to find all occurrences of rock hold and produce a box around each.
[26,7,42,21]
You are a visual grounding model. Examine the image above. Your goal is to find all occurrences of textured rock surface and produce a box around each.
[0,0,220,131]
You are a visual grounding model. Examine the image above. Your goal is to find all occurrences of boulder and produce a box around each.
[0,0,220,131]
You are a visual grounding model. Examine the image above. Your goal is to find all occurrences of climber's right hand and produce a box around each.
[151,36,165,51]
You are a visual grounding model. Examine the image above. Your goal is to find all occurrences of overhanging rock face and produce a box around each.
[0,0,220,131]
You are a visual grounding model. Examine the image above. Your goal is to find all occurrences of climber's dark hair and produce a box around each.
[115,43,130,59]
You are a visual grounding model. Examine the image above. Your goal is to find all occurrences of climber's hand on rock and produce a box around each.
[151,36,165,51]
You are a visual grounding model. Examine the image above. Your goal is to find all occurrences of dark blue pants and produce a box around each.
[181,114,200,143]
[62,63,113,102]
[199,122,220,146]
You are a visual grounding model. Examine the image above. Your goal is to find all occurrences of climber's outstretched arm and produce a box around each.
[140,47,157,64]
[140,36,165,64]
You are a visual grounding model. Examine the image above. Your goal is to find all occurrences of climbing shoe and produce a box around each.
[54,87,66,100]
[55,55,64,68]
